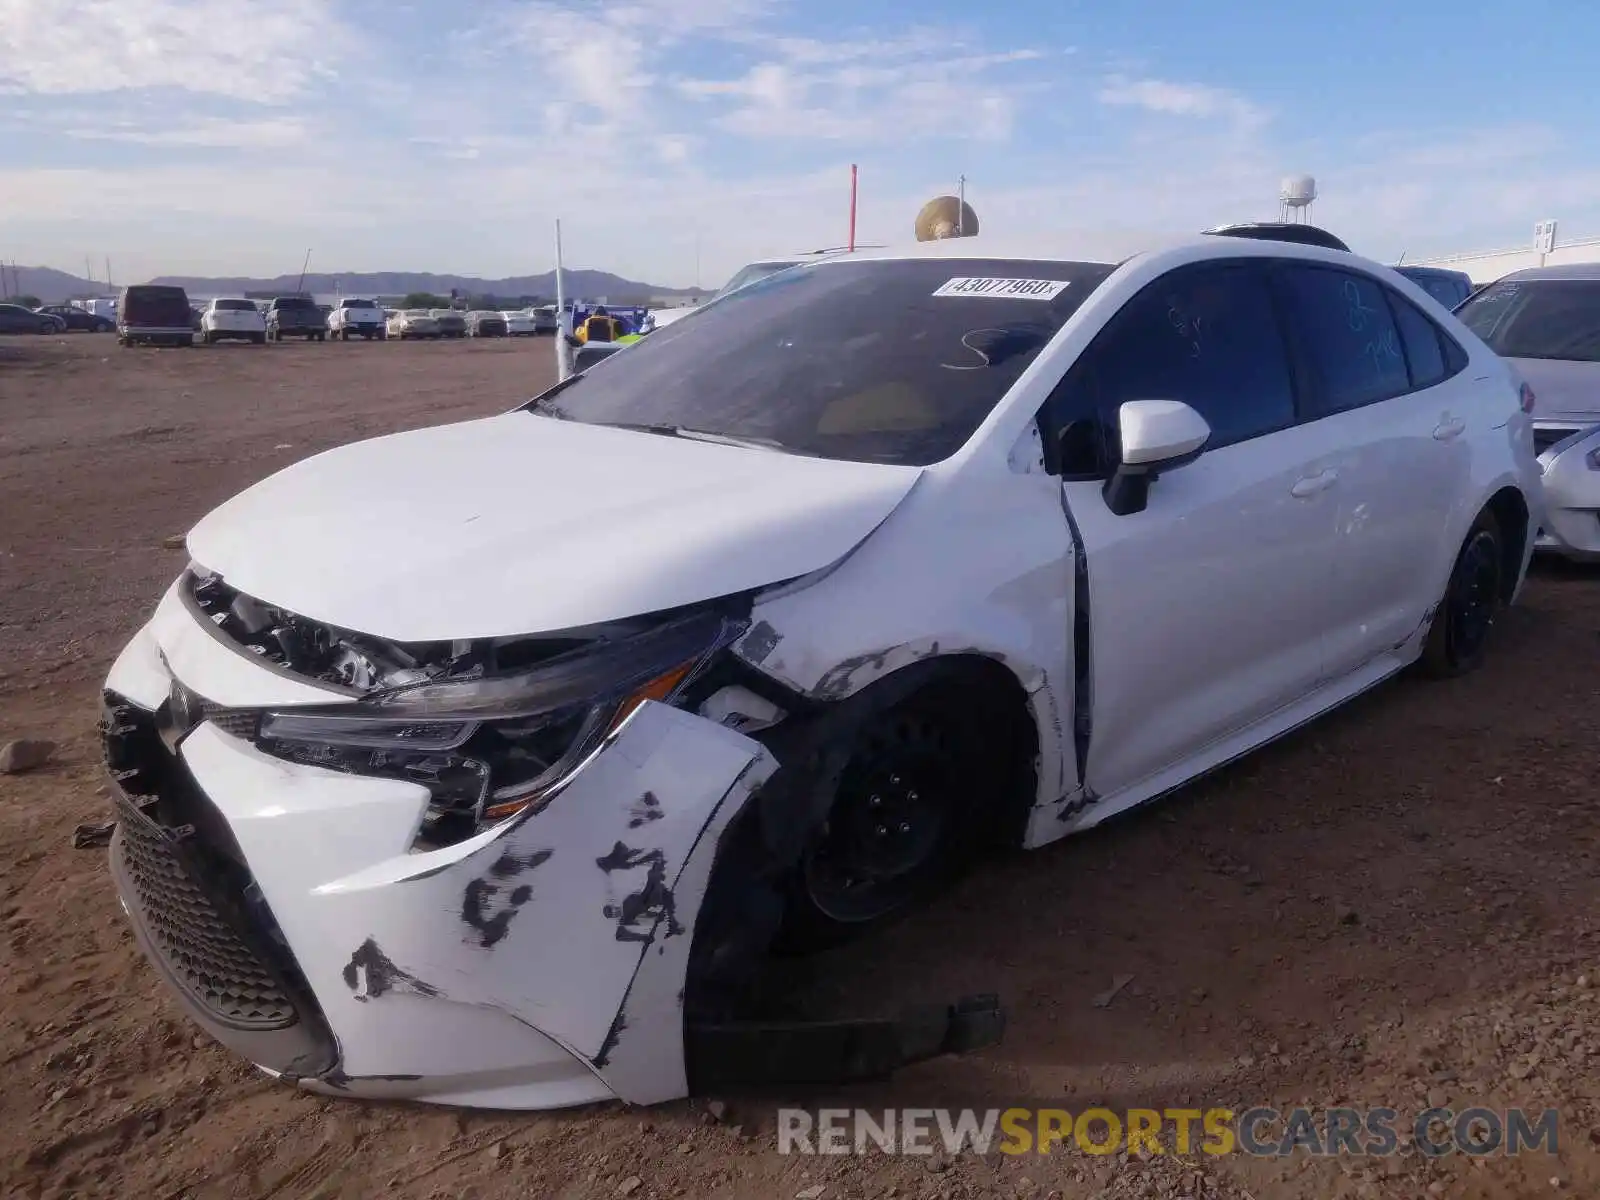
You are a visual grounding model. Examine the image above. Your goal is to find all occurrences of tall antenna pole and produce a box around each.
[86,255,95,285]
[848,164,858,252]
[694,230,701,292]
[296,248,312,294]
[958,175,966,235]
[554,218,570,381]
[105,256,112,287]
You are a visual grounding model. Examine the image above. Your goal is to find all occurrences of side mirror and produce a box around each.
[1102,400,1210,516]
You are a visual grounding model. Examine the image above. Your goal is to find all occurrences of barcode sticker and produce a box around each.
[932,277,1072,300]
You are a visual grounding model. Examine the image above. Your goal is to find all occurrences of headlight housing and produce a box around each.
[253,609,745,848]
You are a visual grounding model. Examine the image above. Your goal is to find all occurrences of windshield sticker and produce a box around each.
[932,277,1072,301]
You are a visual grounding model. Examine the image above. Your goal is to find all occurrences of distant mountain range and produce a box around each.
[3,266,699,305]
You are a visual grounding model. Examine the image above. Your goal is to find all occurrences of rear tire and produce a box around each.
[1419,510,1505,678]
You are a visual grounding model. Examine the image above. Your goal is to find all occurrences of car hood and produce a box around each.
[1506,357,1600,425]
[186,411,922,642]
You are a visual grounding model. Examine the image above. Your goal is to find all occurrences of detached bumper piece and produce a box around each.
[686,993,1005,1089]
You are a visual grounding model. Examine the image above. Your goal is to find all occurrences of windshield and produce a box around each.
[404,309,431,318]
[341,298,376,309]
[522,257,1114,466]
[1457,279,1600,362]
[714,261,800,299]
[213,298,256,311]
[275,297,316,310]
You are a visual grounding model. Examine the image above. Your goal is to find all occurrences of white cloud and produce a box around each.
[62,117,308,149]
[1096,74,1268,129]
[2,2,1597,288]
[678,38,1050,144]
[0,0,353,102]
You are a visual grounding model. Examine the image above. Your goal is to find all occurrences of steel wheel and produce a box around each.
[1421,510,1505,677]
[1445,527,1501,663]
[799,712,959,926]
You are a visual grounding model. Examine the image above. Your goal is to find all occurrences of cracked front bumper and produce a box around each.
[101,595,776,1110]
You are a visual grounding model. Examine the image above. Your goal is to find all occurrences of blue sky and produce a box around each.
[2,0,1598,287]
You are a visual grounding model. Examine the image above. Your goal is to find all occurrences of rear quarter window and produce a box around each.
[1278,265,1410,417]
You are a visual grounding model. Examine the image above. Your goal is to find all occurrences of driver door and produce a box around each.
[1042,259,1343,805]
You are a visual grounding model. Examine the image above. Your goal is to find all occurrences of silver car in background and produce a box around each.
[1458,263,1600,560]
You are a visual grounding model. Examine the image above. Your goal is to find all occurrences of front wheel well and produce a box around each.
[1482,486,1530,604]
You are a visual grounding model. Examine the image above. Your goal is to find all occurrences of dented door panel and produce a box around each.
[178,700,774,1107]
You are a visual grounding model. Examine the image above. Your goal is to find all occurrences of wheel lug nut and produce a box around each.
[869,795,881,807]
[898,822,911,834]
[875,825,888,836]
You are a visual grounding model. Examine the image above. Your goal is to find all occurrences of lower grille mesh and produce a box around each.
[112,797,297,1031]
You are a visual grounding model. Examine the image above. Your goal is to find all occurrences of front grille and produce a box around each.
[112,795,297,1030]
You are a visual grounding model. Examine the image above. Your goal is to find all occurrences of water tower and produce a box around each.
[1278,174,1317,224]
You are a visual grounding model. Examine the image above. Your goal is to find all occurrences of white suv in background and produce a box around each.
[327,298,387,341]
[199,298,267,345]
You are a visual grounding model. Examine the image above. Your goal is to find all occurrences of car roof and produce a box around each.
[796,231,1377,273]
[1393,265,1471,280]
[1497,262,1600,282]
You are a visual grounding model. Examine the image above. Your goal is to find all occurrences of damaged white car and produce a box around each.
[102,233,1539,1111]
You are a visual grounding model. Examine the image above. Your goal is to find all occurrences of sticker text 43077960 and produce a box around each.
[932,277,1073,301]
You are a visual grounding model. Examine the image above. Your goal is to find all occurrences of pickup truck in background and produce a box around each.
[266,295,326,342]
[327,297,387,341]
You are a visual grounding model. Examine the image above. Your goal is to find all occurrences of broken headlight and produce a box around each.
[255,610,745,847]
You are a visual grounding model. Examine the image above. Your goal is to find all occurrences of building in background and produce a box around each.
[1408,220,1600,284]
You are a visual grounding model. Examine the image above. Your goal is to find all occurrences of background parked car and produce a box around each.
[267,295,326,342]
[502,310,537,336]
[0,302,60,333]
[531,305,558,334]
[1456,262,1600,560]
[327,297,387,341]
[1394,265,1475,310]
[430,308,468,338]
[467,310,508,337]
[117,285,194,347]
[36,304,114,332]
[200,298,268,345]
[386,309,441,340]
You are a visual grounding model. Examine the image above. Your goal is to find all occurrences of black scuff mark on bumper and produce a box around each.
[592,1008,628,1069]
[462,849,552,948]
[810,650,894,701]
[627,791,664,829]
[342,938,442,1001]
[596,841,681,944]
[740,621,783,666]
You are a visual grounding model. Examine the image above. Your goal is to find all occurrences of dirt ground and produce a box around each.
[3,335,1600,1200]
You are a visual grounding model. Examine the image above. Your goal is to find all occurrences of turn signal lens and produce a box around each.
[1519,381,1537,414]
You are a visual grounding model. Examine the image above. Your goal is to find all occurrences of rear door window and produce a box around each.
[1277,265,1410,417]
[1387,292,1450,389]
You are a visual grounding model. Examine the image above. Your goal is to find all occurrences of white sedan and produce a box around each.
[502,311,538,337]
[100,233,1537,1113]
[1455,264,1600,560]
[386,309,440,340]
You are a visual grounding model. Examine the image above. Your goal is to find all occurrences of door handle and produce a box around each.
[1290,468,1338,498]
[1433,417,1466,441]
